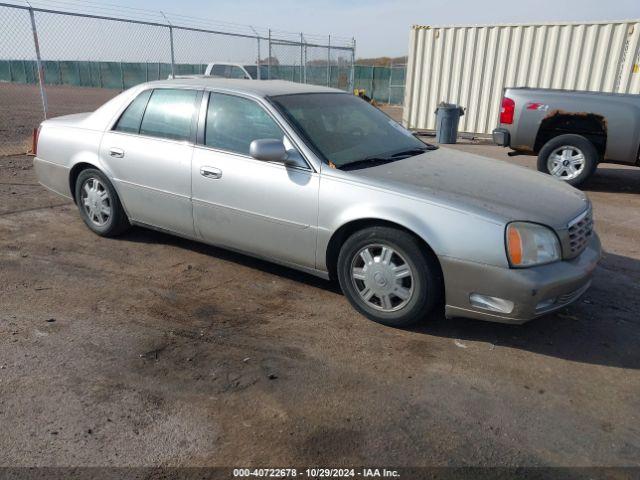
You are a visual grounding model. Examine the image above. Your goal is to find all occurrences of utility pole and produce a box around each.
[28,5,48,119]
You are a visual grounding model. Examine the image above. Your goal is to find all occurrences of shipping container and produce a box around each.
[403,20,640,135]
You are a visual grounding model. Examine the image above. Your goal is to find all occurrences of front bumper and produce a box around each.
[441,233,601,324]
[492,127,511,147]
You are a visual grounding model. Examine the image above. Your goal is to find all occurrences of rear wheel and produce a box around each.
[537,134,598,187]
[74,168,130,237]
[337,226,442,328]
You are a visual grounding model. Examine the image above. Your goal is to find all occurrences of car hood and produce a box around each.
[345,147,589,228]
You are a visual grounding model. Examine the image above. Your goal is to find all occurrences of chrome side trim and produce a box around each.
[191,198,310,229]
[113,179,191,200]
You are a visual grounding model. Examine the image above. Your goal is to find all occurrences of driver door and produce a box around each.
[191,92,319,269]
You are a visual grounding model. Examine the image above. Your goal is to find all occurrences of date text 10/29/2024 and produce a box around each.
[233,468,401,478]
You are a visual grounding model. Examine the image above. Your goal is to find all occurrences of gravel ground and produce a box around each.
[0,106,639,468]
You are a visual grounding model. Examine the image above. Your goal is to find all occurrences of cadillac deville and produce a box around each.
[33,78,601,327]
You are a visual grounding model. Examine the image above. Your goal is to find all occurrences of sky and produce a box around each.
[137,0,640,57]
[2,0,638,62]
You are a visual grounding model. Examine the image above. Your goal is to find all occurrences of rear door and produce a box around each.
[100,87,201,236]
[191,91,319,268]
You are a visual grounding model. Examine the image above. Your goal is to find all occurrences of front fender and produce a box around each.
[316,175,508,272]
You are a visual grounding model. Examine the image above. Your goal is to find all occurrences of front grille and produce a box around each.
[566,207,593,257]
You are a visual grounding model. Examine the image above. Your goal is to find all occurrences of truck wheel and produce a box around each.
[537,134,598,187]
[75,168,130,237]
[337,226,442,328]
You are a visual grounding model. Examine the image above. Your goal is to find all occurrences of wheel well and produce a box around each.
[68,162,98,202]
[534,112,607,156]
[325,218,442,281]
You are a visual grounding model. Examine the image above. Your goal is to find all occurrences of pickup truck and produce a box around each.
[203,62,266,80]
[492,88,640,187]
[171,62,266,81]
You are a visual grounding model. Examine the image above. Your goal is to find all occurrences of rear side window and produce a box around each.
[205,93,284,155]
[139,89,199,141]
[114,89,152,133]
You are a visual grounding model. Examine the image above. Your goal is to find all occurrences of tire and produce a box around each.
[74,168,130,237]
[337,226,442,328]
[537,134,599,187]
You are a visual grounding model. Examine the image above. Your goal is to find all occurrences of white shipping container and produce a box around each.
[403,20,640,135]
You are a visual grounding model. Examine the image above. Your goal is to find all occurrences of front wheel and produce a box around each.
[337,226,442,328]
[537,134,598,187]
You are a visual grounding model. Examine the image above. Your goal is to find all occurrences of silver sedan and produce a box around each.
[33,78,601,327]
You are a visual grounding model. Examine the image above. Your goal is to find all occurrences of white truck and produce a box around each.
[204,62,264,80]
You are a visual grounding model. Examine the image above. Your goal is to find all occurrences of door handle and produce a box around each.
[200,166,222,179]
[109,147,124,158]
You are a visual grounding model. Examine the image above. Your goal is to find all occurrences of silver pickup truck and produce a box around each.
[493,88,640,186]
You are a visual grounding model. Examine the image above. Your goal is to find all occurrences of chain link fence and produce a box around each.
[0,0,355,156]
[353,63,407,105]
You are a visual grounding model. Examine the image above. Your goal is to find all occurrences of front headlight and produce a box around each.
[506,222,561,267]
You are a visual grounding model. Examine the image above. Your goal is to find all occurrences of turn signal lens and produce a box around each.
[507,225,523,265]
[506,222,561,267]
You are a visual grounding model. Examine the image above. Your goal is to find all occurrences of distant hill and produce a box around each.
[356,56,408,66]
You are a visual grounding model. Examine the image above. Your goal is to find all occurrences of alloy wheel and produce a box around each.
[547,146,585,181]
[350,243,415,312]
[80,177,111,226]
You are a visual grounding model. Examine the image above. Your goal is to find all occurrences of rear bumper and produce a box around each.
[33,156,72,199]
[492,127,511,147]
[441,233,601,324]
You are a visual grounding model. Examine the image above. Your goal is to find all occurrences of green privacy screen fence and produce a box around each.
[0,60,406,105]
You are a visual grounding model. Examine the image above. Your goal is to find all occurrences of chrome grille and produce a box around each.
[566,207,593,257]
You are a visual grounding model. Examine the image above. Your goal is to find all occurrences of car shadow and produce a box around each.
[582,166,640,194]
[119,226,342,294]
[412,251,640,370]
[120,227,639,370]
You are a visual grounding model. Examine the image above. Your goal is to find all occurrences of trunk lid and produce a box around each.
[43,112,92,127]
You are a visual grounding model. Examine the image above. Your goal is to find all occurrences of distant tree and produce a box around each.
[306,55,350,67]
[356,55,408,67]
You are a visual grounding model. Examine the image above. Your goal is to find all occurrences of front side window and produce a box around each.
[271,93,429,168]
[113,89,152,133]
[211,65,249,79]
[243,65,257,79]
[139,89,199,141]
[204,93,284,156]
[211,64,226,77]
[227,66,249,79]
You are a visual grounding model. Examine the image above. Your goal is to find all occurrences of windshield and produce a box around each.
[270,93,429,168]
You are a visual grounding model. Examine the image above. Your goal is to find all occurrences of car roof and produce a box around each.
[142,78,346,97]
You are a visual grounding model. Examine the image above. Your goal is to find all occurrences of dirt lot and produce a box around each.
[0,83,119,156]
[0,91,639,469]
[1,150,639,469]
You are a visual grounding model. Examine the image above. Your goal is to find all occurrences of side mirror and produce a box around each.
[249,139,287,163]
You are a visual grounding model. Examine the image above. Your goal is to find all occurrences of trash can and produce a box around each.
[434,103,465,144]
